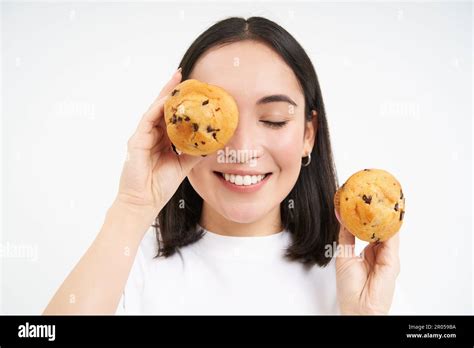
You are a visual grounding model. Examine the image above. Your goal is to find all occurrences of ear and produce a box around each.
[303,110,318,156]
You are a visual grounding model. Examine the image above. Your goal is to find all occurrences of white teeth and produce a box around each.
[243,175,251,186]
[235,175,243,185]
[220,173,267,186]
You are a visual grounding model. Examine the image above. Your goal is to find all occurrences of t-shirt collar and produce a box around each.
[194,223,291,260]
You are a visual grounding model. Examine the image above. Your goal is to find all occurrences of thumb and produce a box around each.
[335,208,355,248]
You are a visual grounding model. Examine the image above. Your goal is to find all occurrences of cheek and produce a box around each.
[261,122,305,208]
[187,157,215,190]
[267,122,305,170]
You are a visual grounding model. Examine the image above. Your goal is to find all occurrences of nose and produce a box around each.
[224,111,263,162]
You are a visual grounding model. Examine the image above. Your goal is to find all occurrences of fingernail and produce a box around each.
[334,208,341,222]
[171,67,182,79]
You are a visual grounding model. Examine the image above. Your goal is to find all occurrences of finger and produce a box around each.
[335,208,355,247]
[156,67,182,101]
[150,132,172,155]
[136,95,168,135]
[371,237,400,280]
[127,125,162,153]
[137,69,183,134]
[366,232,400,271]
[379,232,400,259]
[147,67,182,108]
[360,241,376,263]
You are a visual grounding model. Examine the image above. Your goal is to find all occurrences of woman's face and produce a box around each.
[187,40,316,224]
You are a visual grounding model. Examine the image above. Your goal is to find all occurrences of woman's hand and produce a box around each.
[335,209,400,315]
[116,68,203,219]
[44,69,205,315]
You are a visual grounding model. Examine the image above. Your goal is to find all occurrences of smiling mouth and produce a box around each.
[213,171,272,186]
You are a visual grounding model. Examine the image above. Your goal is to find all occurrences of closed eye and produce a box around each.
[260,120,288,129]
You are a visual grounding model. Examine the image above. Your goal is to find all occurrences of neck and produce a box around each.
[199,202,283,237]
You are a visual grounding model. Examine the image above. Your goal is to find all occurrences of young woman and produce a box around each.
[44,16,400,315]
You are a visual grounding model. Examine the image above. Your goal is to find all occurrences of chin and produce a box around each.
[218,201,268,224]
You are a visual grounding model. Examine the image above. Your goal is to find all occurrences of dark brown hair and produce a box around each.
[154,16,340,267]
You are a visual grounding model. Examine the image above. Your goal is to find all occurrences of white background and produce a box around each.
[1,1,472,314]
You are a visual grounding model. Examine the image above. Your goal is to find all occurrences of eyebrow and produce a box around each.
[256,94,297,107]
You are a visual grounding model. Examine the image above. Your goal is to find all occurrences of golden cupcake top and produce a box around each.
[334,168,405,242]
[164,79,239,156]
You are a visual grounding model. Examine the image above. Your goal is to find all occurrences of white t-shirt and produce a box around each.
[115,225,410,315]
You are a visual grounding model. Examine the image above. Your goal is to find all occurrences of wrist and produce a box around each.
[113,193,161,217]
[106,198,160,237]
